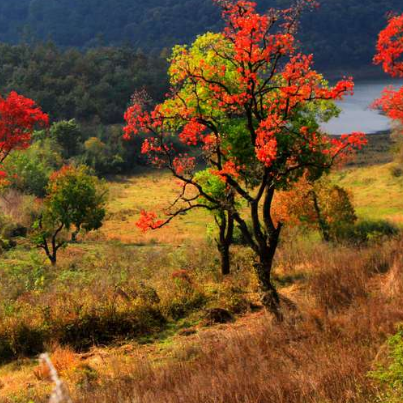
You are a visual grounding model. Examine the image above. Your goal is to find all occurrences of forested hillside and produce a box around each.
[0,43,168,124]
[0,0,402,71]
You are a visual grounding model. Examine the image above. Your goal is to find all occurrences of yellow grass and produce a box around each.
[333,162,403,223]
[100,170,212,245]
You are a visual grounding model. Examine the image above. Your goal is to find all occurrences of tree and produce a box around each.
[50,119,82,159]
[195,169,235,275]
[0,91,48,178]
[373,14,403,129]
[33,165,107,265]
[124,0,366,317]
[273,176,357,242]
[2,138,63,197]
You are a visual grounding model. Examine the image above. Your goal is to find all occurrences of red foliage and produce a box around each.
[373,14,403,129]
[0,91,48,176]
[124,0,365,233]
[374,14,403,78]
[136,211,165,232]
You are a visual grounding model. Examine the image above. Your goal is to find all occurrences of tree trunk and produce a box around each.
[216,210,234,276]
[254,247,283,322]
[311,190,331,242]
[71,228,79,243]
[219,242,231,275]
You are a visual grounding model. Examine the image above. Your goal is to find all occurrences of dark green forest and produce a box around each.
[0,43,168,124]
[0,0,402,71]
[0,0,402,178]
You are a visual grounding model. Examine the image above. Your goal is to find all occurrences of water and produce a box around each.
[321,80,403,135]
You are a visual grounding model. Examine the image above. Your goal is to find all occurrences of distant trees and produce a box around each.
[50,119,82,159]
[1,139,62,197]
[33,166,107,265]
[0,43,169,125]
[0,0,402,72]
[124,0,366,317]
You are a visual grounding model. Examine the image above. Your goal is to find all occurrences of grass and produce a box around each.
[1,135,403,402]
[4,238,403,403]
[100,170,211,246]
[334,162,403,223]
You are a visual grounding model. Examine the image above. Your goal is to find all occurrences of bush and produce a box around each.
[370,325,403,402]
[335,219,399,245]
[390,165,403,178]
[2,139,62,197]
[58,305,166,351]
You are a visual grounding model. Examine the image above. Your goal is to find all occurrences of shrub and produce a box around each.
[390,165,403,178]
[370,325,403,402]
[335,219,399,245]
[2,139,62,197]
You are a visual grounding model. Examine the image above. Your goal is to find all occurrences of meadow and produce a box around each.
[0,132,402,402]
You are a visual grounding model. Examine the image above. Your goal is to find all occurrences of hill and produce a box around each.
[0,0,403,73]
[1,156,403,402]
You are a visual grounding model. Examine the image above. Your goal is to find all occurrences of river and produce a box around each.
[321,79,403,135]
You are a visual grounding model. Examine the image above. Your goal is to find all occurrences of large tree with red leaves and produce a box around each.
[0,91,48,178]
[124,0,366,317]
[373,14,403,128]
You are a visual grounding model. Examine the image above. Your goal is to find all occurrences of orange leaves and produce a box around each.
[326,132,367,162]
[373,14,403,132]
[212,160,241,181]
[136,211,165,232]
[123,0,368,240]
[374,85,403,126]
[179,120,206,145]
[173,156,196,176]
[374,14,403,78]
[222,1,293,66]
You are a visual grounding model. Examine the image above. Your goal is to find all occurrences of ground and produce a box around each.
[0,133,403,402]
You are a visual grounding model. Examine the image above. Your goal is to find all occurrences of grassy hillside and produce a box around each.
[336,162,403,223]
[1,152,403,402]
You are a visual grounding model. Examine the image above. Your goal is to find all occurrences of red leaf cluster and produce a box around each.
[0,91,48,177]
[373,14,403,129]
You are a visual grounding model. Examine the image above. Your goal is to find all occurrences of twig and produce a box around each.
[39,353,73,403]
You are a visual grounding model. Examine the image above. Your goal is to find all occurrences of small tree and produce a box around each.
[50,119,82,159]
[33,165,107,265]
[195,169,235,275]
[0,91,48,177]
[273,176,357,242]
[124,0,366,317]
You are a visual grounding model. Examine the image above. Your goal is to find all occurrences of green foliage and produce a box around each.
[370,326,403,402]
[2,139,62,197]
[194,169,227,205]
[0,42,168,125]
[316,184,358,242]
[50,119,82,159]
[45,165,107,238]
[335,219,399,245]
[0,0,401,72]
[32,165,108,264]
[82,125,130,175]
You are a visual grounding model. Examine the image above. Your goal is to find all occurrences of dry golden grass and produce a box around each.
[33,346,80,381]
[65,240,403,403]
[2,156,403,402]
[99,171,212,246]
[1,239,403,403]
